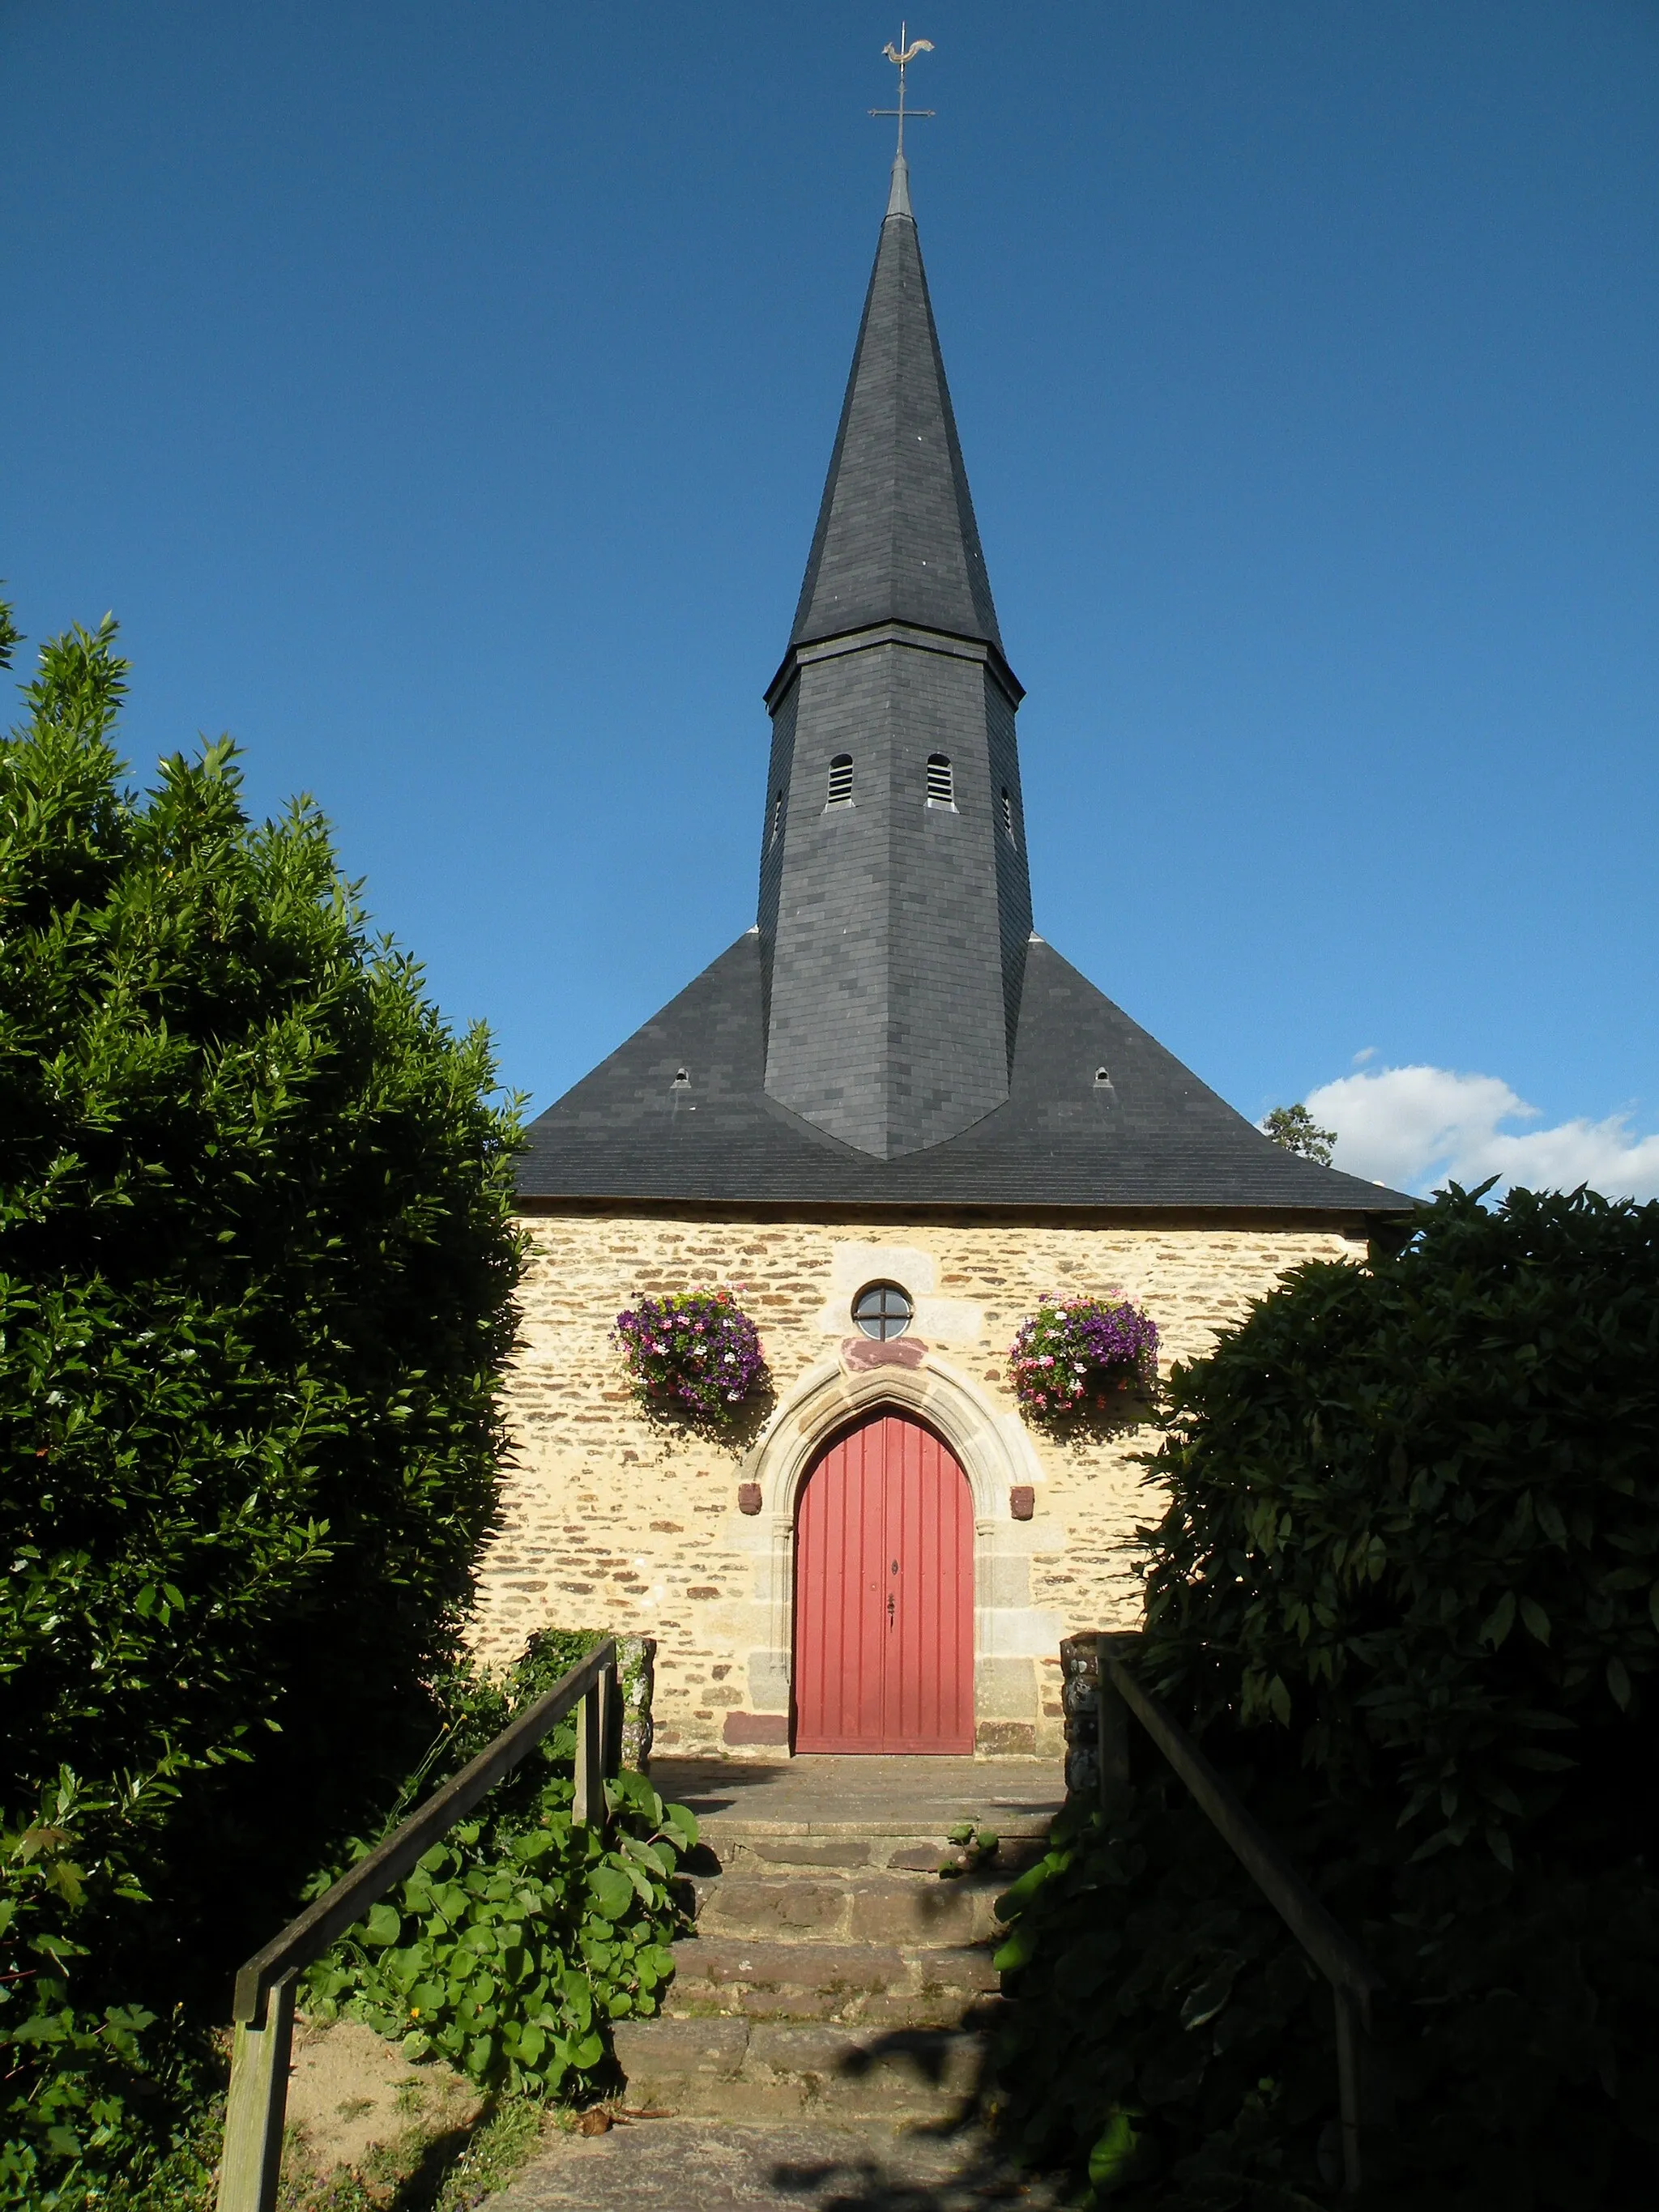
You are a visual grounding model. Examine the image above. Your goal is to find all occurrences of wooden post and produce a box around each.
[602,1658,621,1777]
[217,1639,619,2202]
[574,1679,603,1826]
[1096,1631,1136,1816]
[1333,1983,1394,2195]
[215,1970,296,2212]
[1098,1637,1393,2189]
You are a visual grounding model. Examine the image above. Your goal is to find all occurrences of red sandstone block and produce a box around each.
[723,1711,789,1746]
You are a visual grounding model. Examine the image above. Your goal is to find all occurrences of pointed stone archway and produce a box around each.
[726,1347,1059,1754]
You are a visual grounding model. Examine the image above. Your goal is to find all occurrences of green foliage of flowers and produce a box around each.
[612,1286,769,1430]
[302,1768,697,2102]
[992,1186,1659,2209]
[0,599,522,2205]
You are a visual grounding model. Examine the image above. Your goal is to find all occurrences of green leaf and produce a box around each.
[659,1804,699,1852]
[1088,2108,1142,2191]
[587,1865,635,1922]
[1520,1596,1551,1646]
[364,1903,402,1947]
[1179,1961,1238,2031]
[992,1928,1038,1972]
[1478,1590,1516,1648]
[1606,1656,1632,1710]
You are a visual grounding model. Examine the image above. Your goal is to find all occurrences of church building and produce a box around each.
[474,147,1410,1759]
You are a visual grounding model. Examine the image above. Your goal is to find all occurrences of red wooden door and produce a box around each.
[793,1413,975,1754]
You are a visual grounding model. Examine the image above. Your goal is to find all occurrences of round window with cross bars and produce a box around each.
[852,1282,913,1340]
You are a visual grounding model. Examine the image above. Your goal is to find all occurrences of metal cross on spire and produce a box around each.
[869,23,934,160]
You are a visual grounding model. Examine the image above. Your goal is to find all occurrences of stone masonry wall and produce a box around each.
[474,1211,1363,1759]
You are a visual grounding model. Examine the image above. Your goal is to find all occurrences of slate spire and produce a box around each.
[788,156,1004,657]
[757,157,1033,1161]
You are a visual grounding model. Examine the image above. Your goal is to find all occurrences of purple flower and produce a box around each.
[1007,1294,1158,1422]
[614,1285,770,1429]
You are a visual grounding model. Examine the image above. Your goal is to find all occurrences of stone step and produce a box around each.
[663,1932,1000,2027]
[612,2014,996,2122]
[690,1828,1047,1882]
[687,1870,1005,1949]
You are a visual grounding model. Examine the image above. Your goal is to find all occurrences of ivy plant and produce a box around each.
[302,1770,697,2099]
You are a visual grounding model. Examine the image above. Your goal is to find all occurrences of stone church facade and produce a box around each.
[473,151,1407,1759]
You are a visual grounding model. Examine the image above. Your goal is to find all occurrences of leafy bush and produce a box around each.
[992,1186,1659,2209]
[612,1286,769,1429]
[303,1769,695,2101]
[0,602,522,2202]
[1009,1295,1159,1421]
[302,1630,696,2102]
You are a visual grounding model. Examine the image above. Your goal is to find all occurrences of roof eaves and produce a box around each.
[764,618,1023,713]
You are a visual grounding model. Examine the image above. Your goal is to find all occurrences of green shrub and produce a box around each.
[303,1630,697,2103]
[0,601,522,2203]
[992,1186,1659,2209]
[303,1769,695,2101]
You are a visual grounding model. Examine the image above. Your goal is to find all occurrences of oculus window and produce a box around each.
[853,1281,913,1340]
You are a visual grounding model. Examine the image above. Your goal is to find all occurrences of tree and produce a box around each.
[1261,1100,1336,1164]
[1,599,524,2196]
[990,1186,1659,2207]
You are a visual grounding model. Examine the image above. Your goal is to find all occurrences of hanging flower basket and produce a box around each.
[1009,1295,1159,1422]
[613,1286,770,1431]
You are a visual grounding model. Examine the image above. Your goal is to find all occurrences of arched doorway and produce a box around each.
[793,1410,975,1754]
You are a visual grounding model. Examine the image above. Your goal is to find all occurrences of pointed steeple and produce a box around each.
[757,163,1031,1161]
[789,157,1004,658]
[518,146,1416,1223]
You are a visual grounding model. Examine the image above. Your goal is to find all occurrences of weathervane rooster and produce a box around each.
[884,31,934,70]
[871,23,936,159]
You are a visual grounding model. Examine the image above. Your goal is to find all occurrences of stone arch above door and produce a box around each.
[742,1351,1038,1525]
[729,1351,1058,1753]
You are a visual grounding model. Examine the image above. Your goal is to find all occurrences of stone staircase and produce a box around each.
[611,1758,1061,2123]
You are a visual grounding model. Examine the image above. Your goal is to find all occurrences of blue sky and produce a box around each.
[4,3,1656,1190]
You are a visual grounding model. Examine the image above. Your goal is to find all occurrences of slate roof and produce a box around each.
[787,153,1004,663]
[518,931,1415,1216]
[517,158,1411,1221]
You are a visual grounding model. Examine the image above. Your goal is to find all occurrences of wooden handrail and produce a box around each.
[1093,1632,1392,2197]
[217,1639,621,2212]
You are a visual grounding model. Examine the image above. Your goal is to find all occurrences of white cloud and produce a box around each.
[1304,1064,1659,1200]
